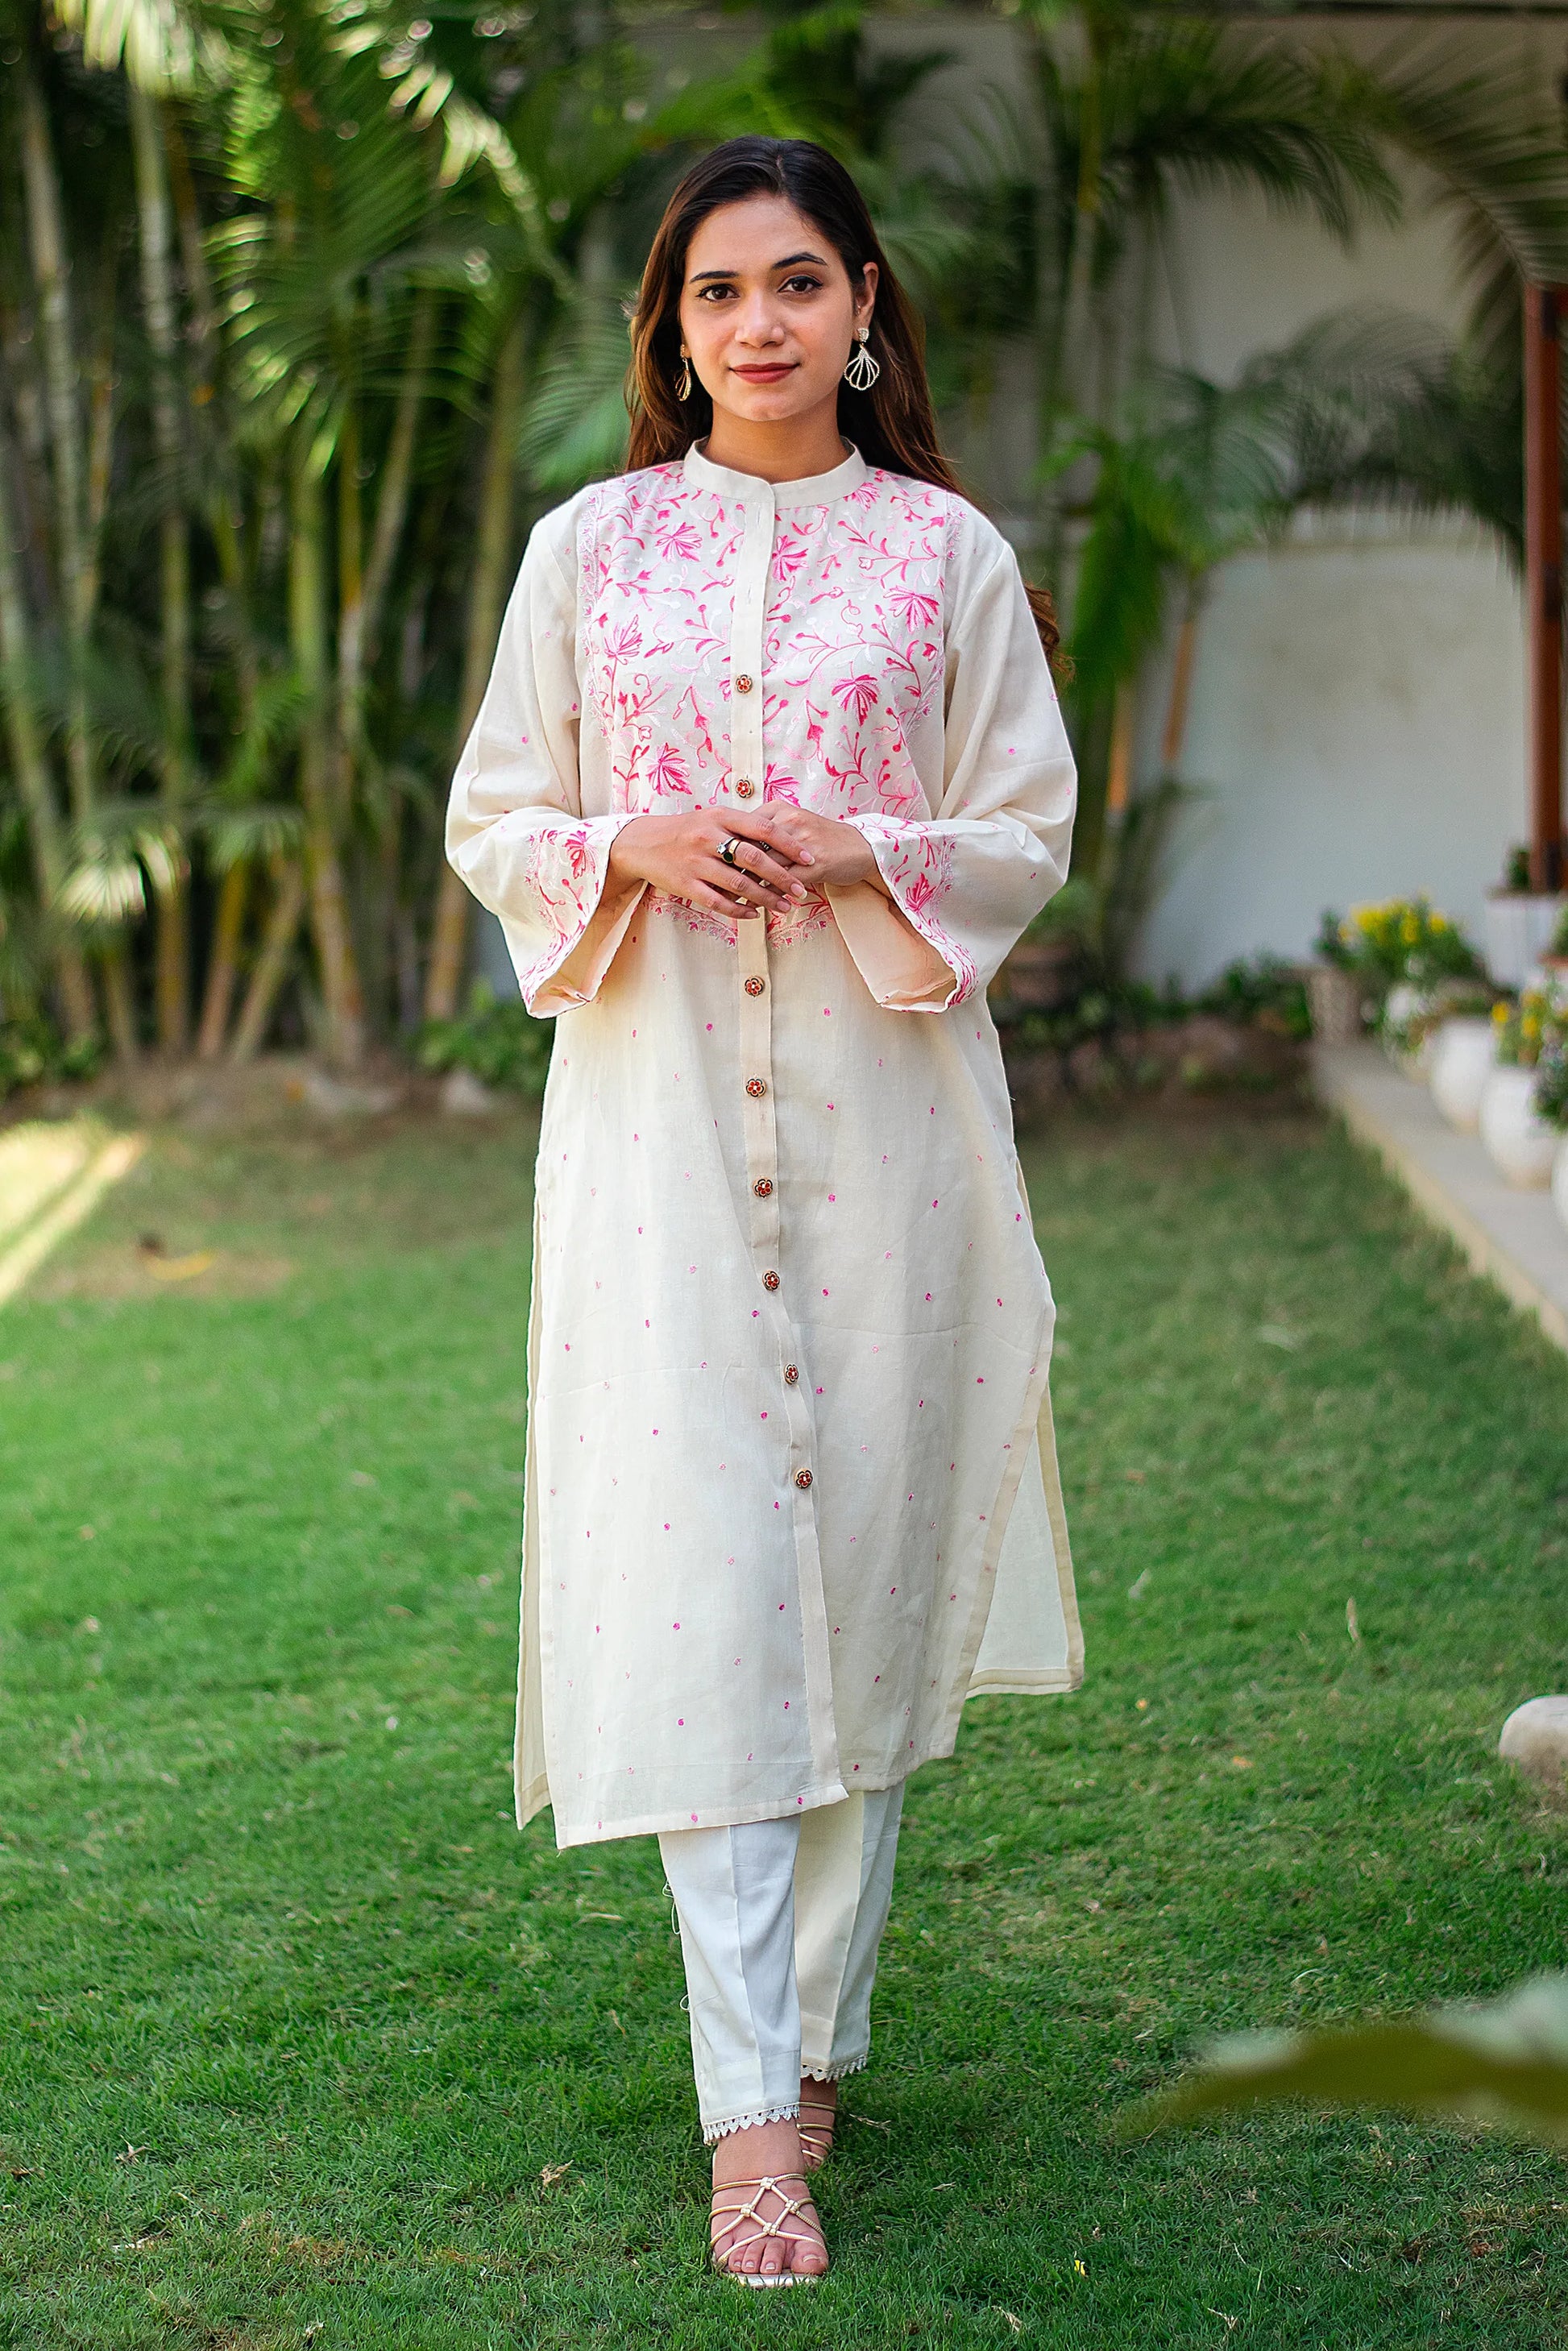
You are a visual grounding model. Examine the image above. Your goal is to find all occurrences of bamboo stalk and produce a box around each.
[130,81,194,1054]
[0,390,97,1043]
[80,224,118,632]
[291,448,366,1068]
[358,287,437,676]
[423,313,526,1022]
[1106,684,1135,817]
[1160,585,1203,773]
[19,48,98,835]
[100,947,139,1063]
[229,856,305,1064]
[196,862,248,1059]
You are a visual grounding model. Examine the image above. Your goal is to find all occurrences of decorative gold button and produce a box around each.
[794,1468,813,1490]
[763,1270,781,1292]
[736,778,756,798]
[745,1076,767,1098]
[753,1177,774,1198]
[744,975,765,997]
[735,674,753,694]
[783,1365,799,1385]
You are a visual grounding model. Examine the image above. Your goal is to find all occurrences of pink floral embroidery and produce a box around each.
[579,463,951,848]
[515,464,979,995]
[851,819,978,1005]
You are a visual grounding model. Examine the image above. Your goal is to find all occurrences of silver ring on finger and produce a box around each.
[718,835,743,869]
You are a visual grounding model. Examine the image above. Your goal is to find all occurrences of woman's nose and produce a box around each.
[733,295,785,346]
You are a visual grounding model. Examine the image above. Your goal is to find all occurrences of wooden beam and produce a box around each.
[1524,282,1563,894]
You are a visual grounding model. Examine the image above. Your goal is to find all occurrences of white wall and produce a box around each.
[1136,155,1530,985]
[1139,520,1526,985]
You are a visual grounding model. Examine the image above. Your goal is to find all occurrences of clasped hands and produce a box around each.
[608,803,879,921]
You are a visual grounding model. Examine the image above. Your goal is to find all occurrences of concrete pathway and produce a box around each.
[0,1122,145,1309]
[1313,1043,1568,1355]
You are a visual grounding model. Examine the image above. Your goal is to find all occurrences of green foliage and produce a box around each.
[1197,953,1311,1039]
[1533,1030,1568,1130]
[415,978,553,1094]
[0,1017,103,1098]
[1131,1973,1568,2150]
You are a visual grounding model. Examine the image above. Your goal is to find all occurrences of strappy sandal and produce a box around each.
[796,2094,837,2173]
[709,2172,827,2287]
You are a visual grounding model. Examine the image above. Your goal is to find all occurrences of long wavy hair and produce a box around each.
[625,137,1061,667]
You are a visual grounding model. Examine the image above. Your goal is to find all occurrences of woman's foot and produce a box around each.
[796,2075,838,2172]
[710,2116,828,2283]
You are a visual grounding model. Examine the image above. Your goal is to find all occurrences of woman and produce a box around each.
[446,135,1082,2286]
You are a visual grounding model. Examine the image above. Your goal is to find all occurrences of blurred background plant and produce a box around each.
[1317,896,1483,989]
[415,976,551,1097]
[1492,984,1554,1069]
[0,0,1562,1082]
[1130,1972,1568,2153]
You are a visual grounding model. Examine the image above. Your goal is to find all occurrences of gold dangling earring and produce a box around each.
[675,349,694,402]
[843,325,880,392]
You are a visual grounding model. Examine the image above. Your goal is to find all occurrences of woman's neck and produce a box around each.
[699,399,848,486]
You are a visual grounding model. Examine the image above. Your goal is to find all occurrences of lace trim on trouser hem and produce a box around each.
[801,2053,869,2085]
[703,2100,800,2146]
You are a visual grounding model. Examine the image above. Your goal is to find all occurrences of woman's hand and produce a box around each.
[761,808,881,892]
[608,803,879,918]
[609,806,815,918]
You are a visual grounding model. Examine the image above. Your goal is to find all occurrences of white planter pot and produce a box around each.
[1479,1066,1558,1188]
[1553,1138,1568,1234]
[1429,1017,1497,1131]
[1484,893,1567,989]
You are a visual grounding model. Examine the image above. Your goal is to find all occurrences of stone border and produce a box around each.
[1312,1043,1568,1355]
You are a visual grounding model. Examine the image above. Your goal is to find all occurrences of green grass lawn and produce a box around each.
[3,1093,1567,2349]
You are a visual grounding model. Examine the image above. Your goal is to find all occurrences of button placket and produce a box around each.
[729,490,770,803]
[736,919,815,1495]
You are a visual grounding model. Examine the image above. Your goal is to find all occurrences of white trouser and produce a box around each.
[657,1786,905,2143]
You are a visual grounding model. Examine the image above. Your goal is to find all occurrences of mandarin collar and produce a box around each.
[682,439,868,507]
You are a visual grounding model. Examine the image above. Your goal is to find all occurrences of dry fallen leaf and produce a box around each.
[137,1237,215,1281]
[540,2163,572,2189]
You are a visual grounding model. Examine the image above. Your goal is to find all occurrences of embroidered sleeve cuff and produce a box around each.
[828,817,977,1012]
[483,812,645,1017]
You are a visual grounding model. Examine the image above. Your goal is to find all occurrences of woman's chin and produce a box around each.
[714,383,821,425]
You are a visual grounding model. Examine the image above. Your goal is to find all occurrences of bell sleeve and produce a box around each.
[445,512,645,1017]
[826,525,1076,1013]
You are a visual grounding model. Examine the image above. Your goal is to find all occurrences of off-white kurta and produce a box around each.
[447,442,1082,1849]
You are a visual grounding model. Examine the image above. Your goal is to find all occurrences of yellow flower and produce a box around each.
[1492,1001,1508,1026]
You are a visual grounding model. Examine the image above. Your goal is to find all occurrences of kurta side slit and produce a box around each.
[450,441,1083,1851]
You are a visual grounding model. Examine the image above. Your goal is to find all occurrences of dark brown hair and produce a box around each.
[625,137,1060,666]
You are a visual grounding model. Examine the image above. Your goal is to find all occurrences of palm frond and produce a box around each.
[1363,37,1568,368]
[518,300,633,494]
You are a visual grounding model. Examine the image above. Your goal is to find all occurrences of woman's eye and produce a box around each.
[782,276,823,295]
[695,284,736,302]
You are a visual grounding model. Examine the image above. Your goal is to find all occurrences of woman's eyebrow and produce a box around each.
[688,251,830,283]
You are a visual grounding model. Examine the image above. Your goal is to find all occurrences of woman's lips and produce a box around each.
[732,363,794,382]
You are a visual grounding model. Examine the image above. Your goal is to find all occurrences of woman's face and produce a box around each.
[677,193,876,433]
